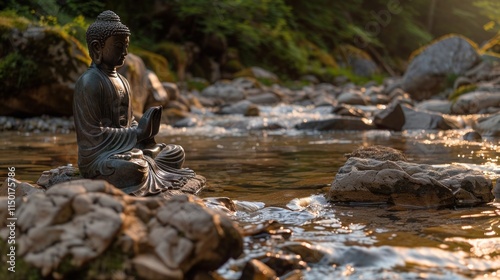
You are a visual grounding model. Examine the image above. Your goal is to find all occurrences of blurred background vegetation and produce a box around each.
[1,0,499,85]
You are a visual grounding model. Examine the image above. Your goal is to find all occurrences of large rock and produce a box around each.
[295,116,375,131]
[327,156,494,209]
[451,91,500,114]
[0,23,90,116]
[0,180,242,279]
[473,113,500,137]
[401,35,481,100]
[374,103,464,131]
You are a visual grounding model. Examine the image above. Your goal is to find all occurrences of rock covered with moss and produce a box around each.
[401,35,482,101]
[0,16,90,116]
[0,179,242,279]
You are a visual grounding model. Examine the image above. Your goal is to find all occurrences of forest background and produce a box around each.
[1,0,499,86]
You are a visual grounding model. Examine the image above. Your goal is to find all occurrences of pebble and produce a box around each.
[0,115,74,133]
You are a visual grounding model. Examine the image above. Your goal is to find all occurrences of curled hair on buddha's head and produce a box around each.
[86,10,130,60]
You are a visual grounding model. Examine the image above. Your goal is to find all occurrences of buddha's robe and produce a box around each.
[74,63,205,195]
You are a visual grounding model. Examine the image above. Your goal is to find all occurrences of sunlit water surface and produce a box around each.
[0,105,499,279]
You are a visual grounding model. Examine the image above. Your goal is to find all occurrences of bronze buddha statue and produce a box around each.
[73,10,205,196]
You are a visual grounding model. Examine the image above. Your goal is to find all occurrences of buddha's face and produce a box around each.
[100,34,129,69]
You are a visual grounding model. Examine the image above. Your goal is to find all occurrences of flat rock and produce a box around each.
[295,116,375,131]
[451,91,500,114]
[327,156,493,209]
[0,179,242,279]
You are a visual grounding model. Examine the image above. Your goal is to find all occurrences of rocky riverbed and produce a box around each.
[1,34,500,279]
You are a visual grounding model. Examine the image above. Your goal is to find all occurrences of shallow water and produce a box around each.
[0,107,499,279]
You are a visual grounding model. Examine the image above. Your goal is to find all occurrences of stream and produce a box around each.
[0,104,499,279]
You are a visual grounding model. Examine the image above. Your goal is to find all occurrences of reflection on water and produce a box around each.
[0,128,499,279]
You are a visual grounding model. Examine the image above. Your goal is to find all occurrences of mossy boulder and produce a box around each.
[152,41,188,82]
[333,45,379,78]
[401,34,482,101]
[0,15,90,116]
[129,46,175,82]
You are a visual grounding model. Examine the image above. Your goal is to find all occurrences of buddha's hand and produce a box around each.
[136,113,153,141]
[110,152,132,160]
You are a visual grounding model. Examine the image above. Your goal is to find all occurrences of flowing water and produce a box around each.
[0,104,499,279]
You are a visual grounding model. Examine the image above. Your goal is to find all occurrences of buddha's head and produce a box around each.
[86,10,130,69]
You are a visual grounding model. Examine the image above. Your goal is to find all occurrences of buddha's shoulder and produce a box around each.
[77,67,105,85]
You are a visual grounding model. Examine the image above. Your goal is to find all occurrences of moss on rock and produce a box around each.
[0,13,90,112]
[129,46,174,82]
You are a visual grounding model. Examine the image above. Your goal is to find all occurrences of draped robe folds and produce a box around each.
[73,63,205,195]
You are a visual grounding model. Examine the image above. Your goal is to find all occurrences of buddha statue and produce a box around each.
[73,10,205,196]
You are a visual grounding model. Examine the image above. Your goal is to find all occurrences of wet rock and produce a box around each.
[239,259,277,280]
[327,157,494,209]
[295,116,375,131]
[493,181,500,201]
[0,178,44,197]
[332,104,368,118]
[374,103,464,131]
[415,99,452,114]
[235,67,279,83]
[300,75,319,84]
[0,179,243,279]
[163,82,181,101]
[232,77,262,91]
[247,92,282,105]
[334,45,380,77]
[369,94,391,105]
[280,242,326,263]
[36,164,82,188]
[451,91,500,114]
[217,100,260,116]
[244,220,292,240]
[401,35,481,100]
[203,197,237,213]
[337,90,369,105]
[473,113,500,137]
[202,81,247,103]
[310,93,337,107]
[345,145,407,161]
[258,252,307,277]
[0,116,75,133]
[463,131,482,141]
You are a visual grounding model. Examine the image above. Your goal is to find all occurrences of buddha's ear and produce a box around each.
[90,40,102,64]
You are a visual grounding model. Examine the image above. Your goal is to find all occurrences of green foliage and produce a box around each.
[61,15,90,45]
[1,0,497,85]
[449,84,478,101]
[314,66,384,85]
[0,52,39,97]
[473,0,500,24]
